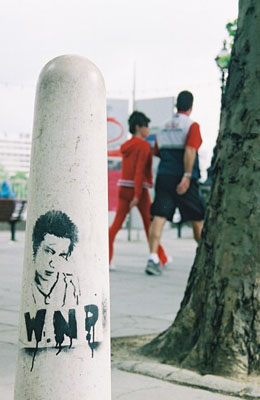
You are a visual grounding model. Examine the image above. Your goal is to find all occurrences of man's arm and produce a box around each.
[176,146,196,195]
[177,121,202,195]
[153,140,161,157]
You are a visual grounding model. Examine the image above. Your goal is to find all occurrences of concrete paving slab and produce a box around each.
[114,361,260,399]
[111,314,172,337]
[112,367,242,400]
[0,343,17,385]
[0,310,19,327]
[0,328,18,344]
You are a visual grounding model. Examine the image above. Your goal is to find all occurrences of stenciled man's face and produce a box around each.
[35,233,71,281]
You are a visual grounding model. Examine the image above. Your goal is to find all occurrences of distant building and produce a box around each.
[0,132,32,176]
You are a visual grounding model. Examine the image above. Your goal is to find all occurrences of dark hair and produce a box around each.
[32,210,78,259]
[128,111,150,135]
[176,91,193,112]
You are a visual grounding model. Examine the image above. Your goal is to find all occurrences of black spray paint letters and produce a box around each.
[85,305,99,357]
[53,309,77,355]
[24,304,99,370]
[24,309,47,371]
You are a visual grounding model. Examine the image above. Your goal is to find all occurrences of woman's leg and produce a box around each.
[137,190,168,265]
[109,187,132,263]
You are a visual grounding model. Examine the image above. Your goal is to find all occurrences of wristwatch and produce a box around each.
[184,172,192,179]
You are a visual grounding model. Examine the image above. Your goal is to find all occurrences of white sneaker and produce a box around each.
[109,262,116,271]
[145,259,161,276]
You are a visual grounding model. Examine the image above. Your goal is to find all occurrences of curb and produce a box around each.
[112,360,260,399]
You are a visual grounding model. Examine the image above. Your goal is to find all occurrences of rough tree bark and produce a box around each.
[142,0,260,378]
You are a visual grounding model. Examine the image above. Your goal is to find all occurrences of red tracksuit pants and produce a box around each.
[109,186,167,265]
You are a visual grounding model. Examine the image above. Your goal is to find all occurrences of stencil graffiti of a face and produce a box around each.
[32,210,80,307]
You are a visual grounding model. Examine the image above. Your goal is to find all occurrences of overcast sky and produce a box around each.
[0,0,238,171]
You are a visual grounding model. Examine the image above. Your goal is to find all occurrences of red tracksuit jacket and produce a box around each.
[118,136,153,199]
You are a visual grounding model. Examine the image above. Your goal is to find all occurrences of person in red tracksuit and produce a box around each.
[109,111,168,270]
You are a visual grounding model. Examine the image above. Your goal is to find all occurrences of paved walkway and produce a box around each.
[0,227,250,399]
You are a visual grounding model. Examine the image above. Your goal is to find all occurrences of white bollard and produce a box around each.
[14,55,111,400]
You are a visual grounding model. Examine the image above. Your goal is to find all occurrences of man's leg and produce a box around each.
[145,216,167,276]
[137,190,168,265]
[191,220,203,243]
[109,191,131,264]
[149,216,167,254]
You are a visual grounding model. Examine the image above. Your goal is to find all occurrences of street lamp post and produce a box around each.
[215,40,230,104]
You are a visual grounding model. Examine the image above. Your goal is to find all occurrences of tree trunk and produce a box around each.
[142,0,260,378]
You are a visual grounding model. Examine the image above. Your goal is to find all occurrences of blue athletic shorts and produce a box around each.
[151,174,205,222]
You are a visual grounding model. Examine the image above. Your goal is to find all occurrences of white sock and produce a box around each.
[149,253,159,263]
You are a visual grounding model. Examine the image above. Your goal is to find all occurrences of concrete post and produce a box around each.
[14,55,111,400]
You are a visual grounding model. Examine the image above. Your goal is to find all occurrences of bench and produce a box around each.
[0,199,27,241]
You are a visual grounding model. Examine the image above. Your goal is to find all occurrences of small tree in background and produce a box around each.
[10,171,28,199]
[0,165,9,181]
[10,171,28,181]
[0,168,28,199]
